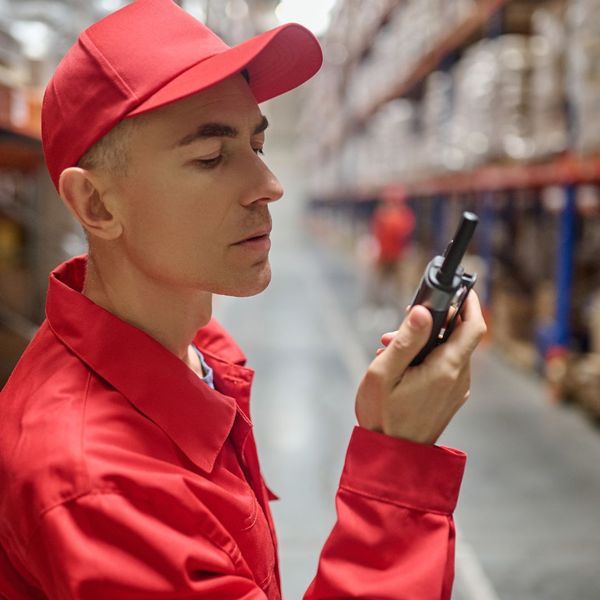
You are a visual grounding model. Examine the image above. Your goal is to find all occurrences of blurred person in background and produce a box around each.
[370,186,415,310]
[0,1,486,599]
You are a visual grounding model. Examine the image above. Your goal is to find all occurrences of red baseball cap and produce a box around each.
[42,0,323,191]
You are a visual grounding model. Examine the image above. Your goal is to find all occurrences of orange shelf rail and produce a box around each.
[403,154,600,196]
[315,154,600,203]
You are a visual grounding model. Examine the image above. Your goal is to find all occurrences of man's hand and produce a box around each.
[355,291,487,445]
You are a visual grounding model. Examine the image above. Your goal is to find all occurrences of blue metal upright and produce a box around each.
[553,184,577,348]
[479,191,495,307]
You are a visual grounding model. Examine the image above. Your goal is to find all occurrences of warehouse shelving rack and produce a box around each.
[310,0,600,389]
[0,87,54,384]
[323,0,510,155]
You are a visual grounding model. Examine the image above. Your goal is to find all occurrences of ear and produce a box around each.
[58,167,123,241]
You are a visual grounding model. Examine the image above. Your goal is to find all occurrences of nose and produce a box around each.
[240,155,284,207]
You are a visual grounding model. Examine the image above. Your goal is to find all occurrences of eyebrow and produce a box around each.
[176,115,269,147]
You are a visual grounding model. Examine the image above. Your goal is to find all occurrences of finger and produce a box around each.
[380,331,397,345]
[437,291,487,365]
[376,347,385,356]
[374,305,433,377]
[380,304,424,345]
[380,304,412,344]
[459,290,485,324]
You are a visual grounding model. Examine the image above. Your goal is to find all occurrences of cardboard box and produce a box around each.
[570,354,600,417]
[492,287,535,343]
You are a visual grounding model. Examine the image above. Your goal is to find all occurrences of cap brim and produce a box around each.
[127,22,322,116]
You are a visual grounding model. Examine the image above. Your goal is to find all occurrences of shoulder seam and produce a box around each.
[23,488,93,559]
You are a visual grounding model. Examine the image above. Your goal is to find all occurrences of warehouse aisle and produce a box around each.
[213,94,600,600]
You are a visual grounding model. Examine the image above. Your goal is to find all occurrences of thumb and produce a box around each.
[375,305,432,375]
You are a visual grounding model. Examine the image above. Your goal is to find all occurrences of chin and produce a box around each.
[219,263,272,297]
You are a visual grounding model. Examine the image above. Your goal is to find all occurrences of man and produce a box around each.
[370,189,415,308]
[0,1,487,598]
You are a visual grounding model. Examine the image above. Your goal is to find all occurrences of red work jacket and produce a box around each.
[0,255,467,599]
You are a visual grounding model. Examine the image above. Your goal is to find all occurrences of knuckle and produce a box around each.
[478,319,488,338]
[466,323,486,352]
[438,362,460,384]
[390,331,411,352]
[364,365,385,389]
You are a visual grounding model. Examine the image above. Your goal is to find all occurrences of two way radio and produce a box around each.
[409,211,479,366]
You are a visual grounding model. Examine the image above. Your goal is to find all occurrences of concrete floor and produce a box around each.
[213,93,600,599]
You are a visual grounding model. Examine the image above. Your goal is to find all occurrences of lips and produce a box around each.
[234,228,272,244]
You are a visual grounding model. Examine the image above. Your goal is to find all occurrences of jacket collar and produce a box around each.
[45,254,252,473]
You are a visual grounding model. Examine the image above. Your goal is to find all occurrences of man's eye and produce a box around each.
[194,156,222,169]
[254,147,265,156]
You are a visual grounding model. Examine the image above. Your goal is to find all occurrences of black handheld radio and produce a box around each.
[409,212,479,366]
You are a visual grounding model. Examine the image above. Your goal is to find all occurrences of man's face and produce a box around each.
[105,74,284,297]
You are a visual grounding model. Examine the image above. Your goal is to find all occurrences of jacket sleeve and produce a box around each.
[304,426,467,600]
[24,427,465,600]
[25,491,269,600]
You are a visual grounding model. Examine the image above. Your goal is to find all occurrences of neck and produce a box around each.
[82,250,212,362]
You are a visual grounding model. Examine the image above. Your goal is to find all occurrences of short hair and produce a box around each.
[78,69,251,177]
[77,115,146,178]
